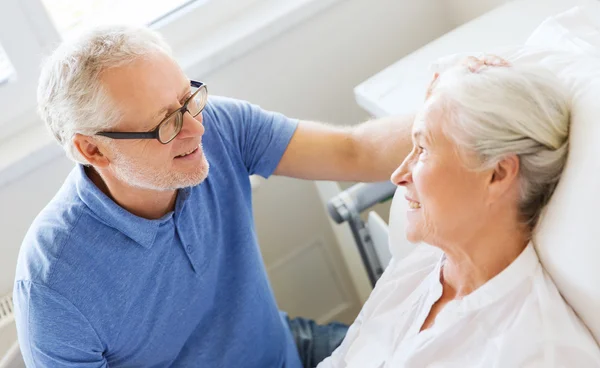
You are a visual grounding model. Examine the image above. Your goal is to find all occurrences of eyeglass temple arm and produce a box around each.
[190,80,204,88]
[96,131,158,139]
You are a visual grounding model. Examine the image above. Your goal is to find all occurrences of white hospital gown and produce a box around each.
[318,244,600,368]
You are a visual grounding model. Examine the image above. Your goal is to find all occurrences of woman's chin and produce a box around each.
[405,227,422,244]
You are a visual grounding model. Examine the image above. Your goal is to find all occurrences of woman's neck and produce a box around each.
[439,222,530,299]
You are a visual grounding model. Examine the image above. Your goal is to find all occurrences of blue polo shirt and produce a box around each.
[14,96,301,368]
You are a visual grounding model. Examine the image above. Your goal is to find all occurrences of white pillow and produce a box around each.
[527,2,600,56]
[389,4,600,343]
[525,4,600,345]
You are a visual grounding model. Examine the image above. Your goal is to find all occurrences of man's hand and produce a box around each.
[425,72,440,101]
[463,54,511,72]
[426,54,510,101]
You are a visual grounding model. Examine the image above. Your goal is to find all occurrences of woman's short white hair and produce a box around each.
[431,61,570,229]
[37,25,172,164]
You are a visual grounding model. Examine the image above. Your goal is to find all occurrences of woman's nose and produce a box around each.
[391,156,413,186]
[178,111,205,138]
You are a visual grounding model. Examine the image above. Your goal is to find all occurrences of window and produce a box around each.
[0,0,322,144]
[0,0,55,141]
[0,0,257,141]
[41,0,198,38]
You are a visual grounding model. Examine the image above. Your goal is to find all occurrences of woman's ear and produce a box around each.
[72,134,110,168]
[488,154,520,201]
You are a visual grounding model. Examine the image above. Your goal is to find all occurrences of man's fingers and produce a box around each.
[463,54,511,72]
[425,72,440,100]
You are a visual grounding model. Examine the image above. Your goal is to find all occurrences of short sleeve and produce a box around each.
[203,96,298,177]
[14,280,108,368]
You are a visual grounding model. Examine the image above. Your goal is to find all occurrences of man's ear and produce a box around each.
[488,154,520,202]
[72,134,110,167]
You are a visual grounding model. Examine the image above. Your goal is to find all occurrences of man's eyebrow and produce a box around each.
[153,84,192,119]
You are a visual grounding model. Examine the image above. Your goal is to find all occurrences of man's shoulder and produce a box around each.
[200,96,250,150]
[205,95,250,111]
[203,95,280,127]
[203,96,250,121]
[16,179,90,286]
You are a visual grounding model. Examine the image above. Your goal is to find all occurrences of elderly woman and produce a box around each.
[318,56,600,367]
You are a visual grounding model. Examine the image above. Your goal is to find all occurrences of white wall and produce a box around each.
[0,0,454,323]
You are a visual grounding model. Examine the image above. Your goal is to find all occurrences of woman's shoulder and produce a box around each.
[503,266,600,362]
[532,268,598,340]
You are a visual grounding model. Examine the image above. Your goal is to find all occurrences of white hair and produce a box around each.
[431,62,570,228]
[37,25,172,164]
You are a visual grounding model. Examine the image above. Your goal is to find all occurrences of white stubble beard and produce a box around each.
[110,144,210,191]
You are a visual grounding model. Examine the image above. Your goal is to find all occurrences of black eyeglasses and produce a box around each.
[96,80,208,144]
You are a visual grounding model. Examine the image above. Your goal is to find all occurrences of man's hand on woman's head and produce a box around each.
[425,54,511,101]
[463,54,511,73]
[425,72,440,101]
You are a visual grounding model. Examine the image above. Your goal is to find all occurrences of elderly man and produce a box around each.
[14,25,412,368]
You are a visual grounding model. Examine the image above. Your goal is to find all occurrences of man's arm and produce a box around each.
[14,281,108,368]
[274,115,414,182]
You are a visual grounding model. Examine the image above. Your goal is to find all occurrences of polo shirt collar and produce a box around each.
[74,165,191,249]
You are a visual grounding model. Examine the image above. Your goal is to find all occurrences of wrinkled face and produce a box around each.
[390,97,490,246]
[100,52,209,191]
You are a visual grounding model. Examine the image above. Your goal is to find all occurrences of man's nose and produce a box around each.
[178,111,204,138]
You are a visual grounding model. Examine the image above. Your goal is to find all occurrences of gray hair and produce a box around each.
[431,62,570,229]
[37,25,172,164]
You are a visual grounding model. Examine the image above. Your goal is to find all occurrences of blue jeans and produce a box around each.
[286,316,349,368]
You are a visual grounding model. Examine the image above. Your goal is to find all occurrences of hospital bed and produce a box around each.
[327,181,395,286]
[327,0,600,348]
